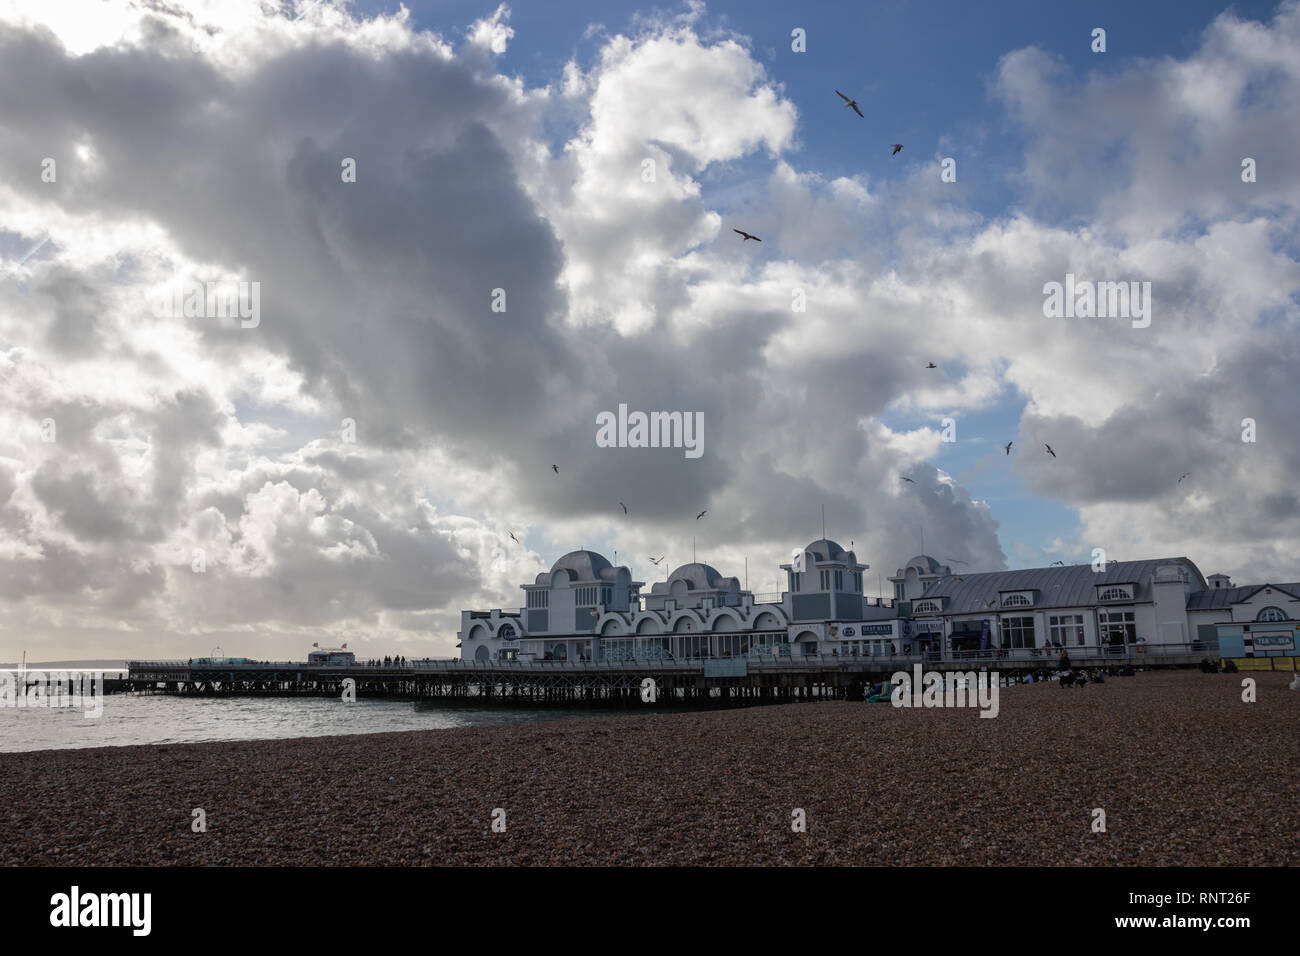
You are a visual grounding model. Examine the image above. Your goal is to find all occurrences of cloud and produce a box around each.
[0,0,1297,661]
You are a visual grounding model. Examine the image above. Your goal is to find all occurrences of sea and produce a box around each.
[0,662,635,753]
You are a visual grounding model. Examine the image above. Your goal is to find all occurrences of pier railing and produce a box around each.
[128,641,1218,679]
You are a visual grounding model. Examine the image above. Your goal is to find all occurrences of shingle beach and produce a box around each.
[2,671,1296,866]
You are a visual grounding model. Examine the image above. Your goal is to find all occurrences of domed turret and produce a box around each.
[549,550,612,582]
[805,539,849,563]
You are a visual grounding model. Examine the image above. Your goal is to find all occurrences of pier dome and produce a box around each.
[549,549,613,582]
[902,555,945,575]
[804,539,849,563]
[663,562,733,591]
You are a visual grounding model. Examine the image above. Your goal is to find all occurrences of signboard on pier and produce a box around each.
[1252,631,1295,651]
[703,659,748,677]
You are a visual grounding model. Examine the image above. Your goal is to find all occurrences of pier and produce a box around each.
[125,643,1219,707]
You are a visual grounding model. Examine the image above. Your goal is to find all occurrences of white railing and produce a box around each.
[127,641,1220,676]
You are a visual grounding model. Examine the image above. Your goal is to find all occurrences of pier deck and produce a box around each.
[125,644,1219,706]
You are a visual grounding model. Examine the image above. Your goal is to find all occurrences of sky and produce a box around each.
[0,0,1297,660]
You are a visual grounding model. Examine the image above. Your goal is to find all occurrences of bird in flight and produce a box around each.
[1177,473,1190,484]
[619,502,628,514]
[1050,560,1064,566]
[986,599,998,608]
[649,555,664,566]
[552,464,559,473]
[899,476,915,483]
[1004,441,1013,456]
[695,510,708,520]
[891,144,904,155]
[1044,444,1057,458]
[508,532,520,544]
[925,362,937,369]
[835,90,864,118]
[733,229,761,242]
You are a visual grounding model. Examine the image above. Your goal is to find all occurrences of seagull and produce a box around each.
[1044,444,1057,458]
[649,556,664,566]
[1177,473,1190,485]
[695,510,708,520]
[508,532,520,544]
[552,464,559,473]
[987,599,998,608]
[835,90,864,118]
[733,229,762,242]
[619,502,628,514]
[1050,560,1064,566]
[891,144,904,155]
[899,476,915,483]
[1004,441,1013,456]
[925,362,937,369]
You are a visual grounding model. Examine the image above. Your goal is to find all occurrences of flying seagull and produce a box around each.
[649,555,664,566]
[925,362,937,369]
[835,90,864,118]
[1044,444,1057,458]
[733,229,762,242]
[899,476,915,483]
[1177,473,1190,485]
[508,532,520,544]
[1004,441,1013,456]
[891,144,904,155]
[987,599,998,608]
[619,502,628,514]
[552,464,559,473]
[1050,560,1064,566]
[695,510,708,520]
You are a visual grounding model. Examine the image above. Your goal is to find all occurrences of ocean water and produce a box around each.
[0,692,633,753]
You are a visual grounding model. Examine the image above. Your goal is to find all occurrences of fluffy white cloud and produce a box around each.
[0,0,1297,662]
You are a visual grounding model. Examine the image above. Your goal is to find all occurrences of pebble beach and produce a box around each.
[2,670,1296,866]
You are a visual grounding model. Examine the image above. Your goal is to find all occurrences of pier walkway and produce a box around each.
[125,642,1218,706]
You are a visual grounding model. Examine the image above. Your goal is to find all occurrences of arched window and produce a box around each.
[1002,594,1030,607]
[498,623,517,640]
[1257,606,1287,623]
[1099,587,1130,601]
